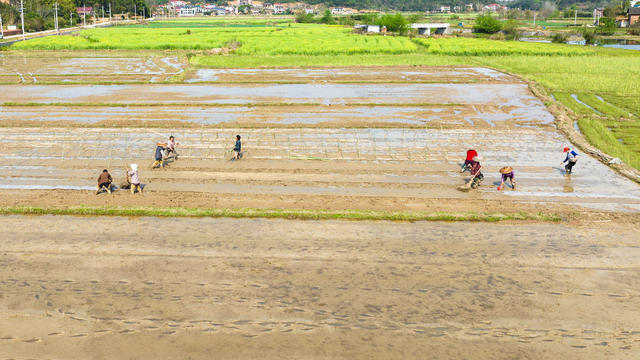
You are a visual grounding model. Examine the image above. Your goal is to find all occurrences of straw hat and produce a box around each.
[499,166,513,174]
[130,164,138,171]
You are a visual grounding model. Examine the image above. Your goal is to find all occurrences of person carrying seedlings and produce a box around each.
[461,149,478,172]
[498,166,516,190]
[152,142,166,169]
[232,135,242,161]
[128,164,142,194]
[561,146,579,176]
[96,169,113,195]
[166,135,179,160]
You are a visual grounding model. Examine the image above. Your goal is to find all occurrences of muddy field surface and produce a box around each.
[0,52,184,83]
[1,126,639,213]
[1,215,639,359]
[1,66,639,213]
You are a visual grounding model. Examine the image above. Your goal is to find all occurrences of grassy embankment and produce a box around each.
[0,206,562,222]
[9,20,640,170]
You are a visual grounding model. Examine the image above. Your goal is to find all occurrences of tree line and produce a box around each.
[1,0,148,33]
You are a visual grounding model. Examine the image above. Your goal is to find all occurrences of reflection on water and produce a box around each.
[520,37,640,50]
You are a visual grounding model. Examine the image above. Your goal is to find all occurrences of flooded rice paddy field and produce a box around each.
[0,52,512,84]
[0,104,552,128]
[1,216,639,359]
[1,127,639,212]
[0,53,184,83]
[0,64,637,213]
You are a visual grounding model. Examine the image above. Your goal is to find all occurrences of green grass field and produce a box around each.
[8,19,640,171]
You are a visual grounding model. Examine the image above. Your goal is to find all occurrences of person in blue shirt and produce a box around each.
[232,135,242,161]
[152,142,166,169]
[561,146,579,175]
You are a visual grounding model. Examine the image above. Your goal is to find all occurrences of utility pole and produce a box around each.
[102,5,104,22]
[70,12,73,27]
[109,3,112,23]
[0,15,4,40]
[83,3,86,27]
[143,7,145,20]
[533,13,536,27]
[54,3,59,34]
[134,4,137,21]
[20,0,25,40]
[574,10,577,25]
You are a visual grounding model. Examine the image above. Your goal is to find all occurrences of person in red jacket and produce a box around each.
[461,149,478,172]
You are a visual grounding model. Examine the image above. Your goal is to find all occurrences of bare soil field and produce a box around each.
[1,215,639,359]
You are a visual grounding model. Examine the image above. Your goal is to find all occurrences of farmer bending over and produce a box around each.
[461,149,478,172]
[152,142,166,169]
[498,166,516,190]
[96,169,113,195]
[469,156,484,189]
[128,164,142,194]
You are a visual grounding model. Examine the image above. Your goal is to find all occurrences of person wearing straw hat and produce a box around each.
[498,166,516,190]
[127,164,142,194]
[561,146,579,176]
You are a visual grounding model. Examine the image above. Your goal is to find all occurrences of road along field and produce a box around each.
[0,66,639,216]
[1,215,639,359]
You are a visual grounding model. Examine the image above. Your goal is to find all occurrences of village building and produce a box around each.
[354,24,380,33]
[439,6,451,13]
[629,7,640,26]
[273,3,285,14]
[331,7,355,15]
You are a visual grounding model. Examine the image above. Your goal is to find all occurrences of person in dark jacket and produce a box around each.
[152,142,166,169]
[469,156,484,189]
[232,135,242,161]
[96,169,113,195]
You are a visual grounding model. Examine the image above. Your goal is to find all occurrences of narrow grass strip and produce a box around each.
[1,102,463,108]
[0,206,563,222]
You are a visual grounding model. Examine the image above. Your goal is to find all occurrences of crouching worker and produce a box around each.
[152,142,166,169]
[498,166,516,190]
[128,164,142,194]
[469,156,484,189]
[96,169,113,195]
[561,146,579,176]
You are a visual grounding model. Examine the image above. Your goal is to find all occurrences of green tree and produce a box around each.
[474,14,502,34]
[320,9,335,24]
[377,13,408,34]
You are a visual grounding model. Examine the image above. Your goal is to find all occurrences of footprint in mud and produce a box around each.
[550,291,563,296]
[119,329,135,334]
[48,332,64,336]
[23,338,41,343]
[233,320,252,325]
[0,336,14,340]
[161,331,176,335]
[69,334,87,338]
